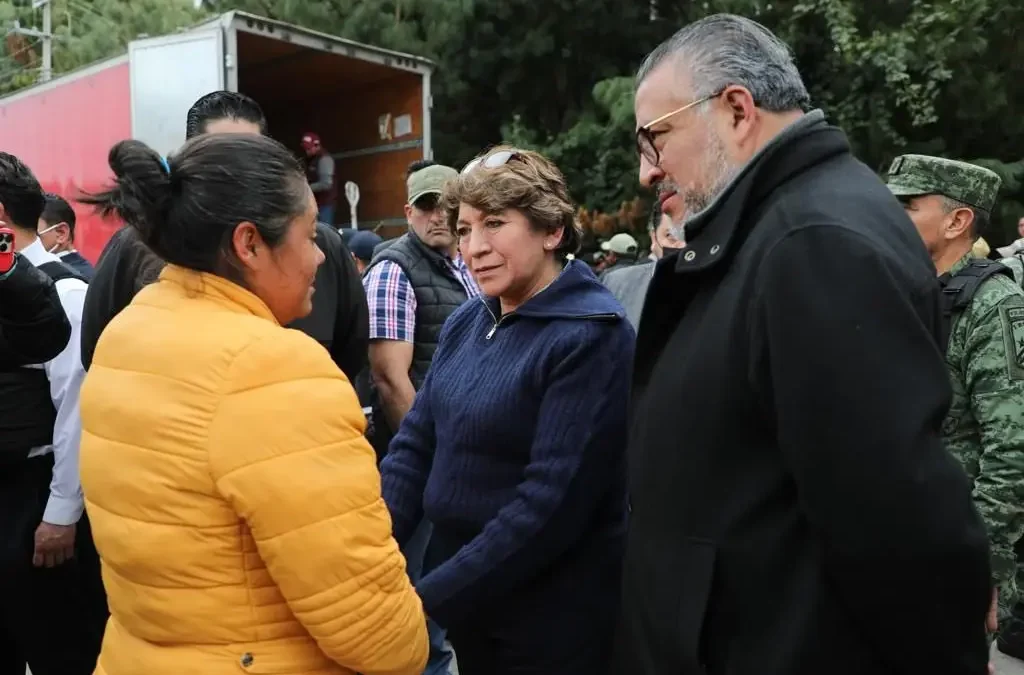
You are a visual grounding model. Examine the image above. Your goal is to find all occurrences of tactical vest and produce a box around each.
[938,258,1013,351]
[369,232,470,389]
[0,260,86,460]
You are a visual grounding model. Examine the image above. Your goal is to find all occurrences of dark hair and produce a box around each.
[185,91,267,140]
[80,135,309,277]
[0,152,45,230]
[406,159,436,178]
[41,192,77,239]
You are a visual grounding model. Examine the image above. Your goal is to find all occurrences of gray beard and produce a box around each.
[670,135,738,241]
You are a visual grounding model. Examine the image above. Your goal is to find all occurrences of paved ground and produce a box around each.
[994,644,1024,674]
[30,644,1024,673]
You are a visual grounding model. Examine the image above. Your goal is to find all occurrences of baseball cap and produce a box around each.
[601,233,639,256]
[886,154,1002,212]
[349,231,384,263]
[407,164,457,205]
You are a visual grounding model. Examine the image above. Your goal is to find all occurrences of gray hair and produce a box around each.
[940,196,990,237]
[637,14,810,113]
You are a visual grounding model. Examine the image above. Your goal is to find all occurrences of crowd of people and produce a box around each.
[4,11,1024,675]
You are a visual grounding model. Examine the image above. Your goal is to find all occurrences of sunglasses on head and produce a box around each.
[461,149,520,175]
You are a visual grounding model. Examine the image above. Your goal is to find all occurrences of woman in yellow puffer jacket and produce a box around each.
[77,135,428,675]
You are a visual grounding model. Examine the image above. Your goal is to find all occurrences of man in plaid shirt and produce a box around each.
[363,160,478,433]
[362,159,478,675]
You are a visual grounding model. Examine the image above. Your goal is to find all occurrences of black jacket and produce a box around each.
[80,226,163,370]
[290,223,369,380]
[58,251,95,281]
[615,112,991,675]
[82,224,369,380]
[0,254,71,367]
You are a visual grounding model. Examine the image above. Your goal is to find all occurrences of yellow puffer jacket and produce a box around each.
[80,266,428,675]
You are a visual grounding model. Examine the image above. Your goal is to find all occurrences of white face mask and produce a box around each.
[37,223,63,253]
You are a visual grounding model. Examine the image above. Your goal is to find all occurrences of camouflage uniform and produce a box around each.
[888,155,1024,618]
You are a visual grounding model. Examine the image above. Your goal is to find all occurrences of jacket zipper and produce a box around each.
[483,302,509,340]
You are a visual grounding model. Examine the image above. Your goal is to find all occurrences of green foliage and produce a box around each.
[0,0,206,94]
[504,77,641,218]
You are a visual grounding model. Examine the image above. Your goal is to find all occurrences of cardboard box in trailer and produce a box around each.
[0,11,434,262]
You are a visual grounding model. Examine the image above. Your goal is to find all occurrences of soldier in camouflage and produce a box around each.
[887,155,1024,631]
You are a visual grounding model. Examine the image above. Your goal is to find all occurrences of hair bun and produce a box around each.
[82,140,173,249]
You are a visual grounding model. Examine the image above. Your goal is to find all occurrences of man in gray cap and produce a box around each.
[361,158,478,675]
[887,154,1024,650]
[598,232,640,278]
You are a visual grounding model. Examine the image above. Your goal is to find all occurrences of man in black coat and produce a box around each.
[616,14,992,675]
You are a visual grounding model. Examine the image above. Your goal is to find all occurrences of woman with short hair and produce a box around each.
[381,146,634,675]
[78,134,427,675]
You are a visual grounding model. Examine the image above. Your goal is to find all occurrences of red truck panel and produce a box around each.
[0,60,131,262]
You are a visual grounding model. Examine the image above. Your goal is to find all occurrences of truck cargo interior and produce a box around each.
[236,28,426,234]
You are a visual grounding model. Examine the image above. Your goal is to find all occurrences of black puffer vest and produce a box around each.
[0,260,85,461]
[369,231,470,389]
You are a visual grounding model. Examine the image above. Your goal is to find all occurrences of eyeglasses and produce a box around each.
[636,90,723,167]
[461,149,520,175]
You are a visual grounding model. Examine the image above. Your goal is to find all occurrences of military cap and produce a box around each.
[886,154,1002,212]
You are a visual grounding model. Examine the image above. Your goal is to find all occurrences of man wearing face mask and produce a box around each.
[617,14,991,675]
[362,159,479,675]
[37,193,94,280]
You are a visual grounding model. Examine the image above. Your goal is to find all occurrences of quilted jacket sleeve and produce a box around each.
[208,329,428,675]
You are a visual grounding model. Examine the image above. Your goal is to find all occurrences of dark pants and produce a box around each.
[318,204,335,226]
[432,527,619,675]
[446,617,613,675]
[0,455,105,675]
[403,519,454,675]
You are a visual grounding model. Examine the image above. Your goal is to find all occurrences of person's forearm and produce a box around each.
[378,375,416,432]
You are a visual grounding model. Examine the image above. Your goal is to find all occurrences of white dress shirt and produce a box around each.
[21,238,88,526]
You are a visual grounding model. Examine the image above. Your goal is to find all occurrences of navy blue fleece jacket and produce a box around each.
[380,259,633,627]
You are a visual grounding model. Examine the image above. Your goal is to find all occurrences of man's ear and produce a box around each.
[0,203,8,224]
[946,207,975,240]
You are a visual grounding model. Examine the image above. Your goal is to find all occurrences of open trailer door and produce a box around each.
[226,12,434,235]
[128,29,225,156]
